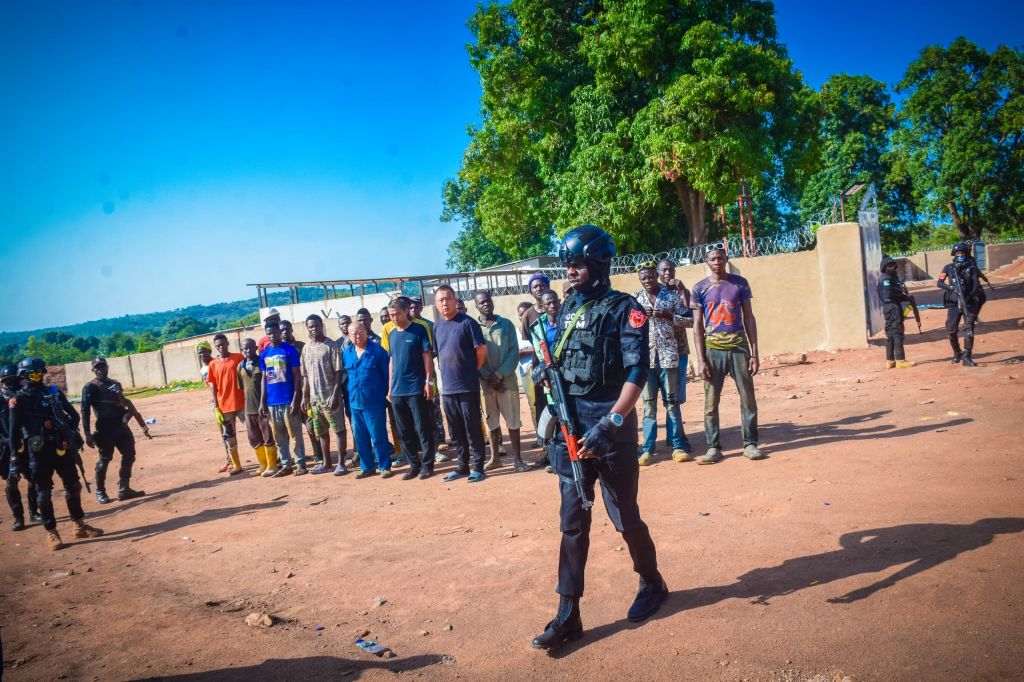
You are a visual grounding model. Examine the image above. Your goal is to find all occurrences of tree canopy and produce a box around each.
[445,5,1023,258]
[892,38,1024,240]
[443,0,817,258]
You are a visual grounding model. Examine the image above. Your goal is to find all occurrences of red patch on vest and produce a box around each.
[629,309,648,328]
[938,272,947,280]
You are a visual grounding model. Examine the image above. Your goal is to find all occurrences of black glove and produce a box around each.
[530,359,548,386]
[580,416,619,459]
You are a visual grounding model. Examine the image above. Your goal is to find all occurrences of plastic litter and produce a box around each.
[145,418,157,424]
[823,502,830,506]
[355,638,391,657]
[314,625,325,631]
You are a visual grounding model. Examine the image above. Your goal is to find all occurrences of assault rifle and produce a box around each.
[536,336,594,511]
[898,282,923,334]
[42,389,92,493]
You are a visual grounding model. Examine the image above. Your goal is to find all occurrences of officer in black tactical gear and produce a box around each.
[937,242,984,367]
[530,225,666,651]
[878,256,916,369]
[2,363,41,530]
[81,357,146,504]
[8,357,103,550]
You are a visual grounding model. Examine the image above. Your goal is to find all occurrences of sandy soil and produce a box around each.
[2,284,1023,682]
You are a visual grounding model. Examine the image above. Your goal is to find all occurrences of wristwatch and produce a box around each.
[607,412,624,428]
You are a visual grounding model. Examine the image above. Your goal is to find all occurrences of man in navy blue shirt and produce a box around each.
[343,323,393,478]
[433,285,488,483]
[384,297,436,480]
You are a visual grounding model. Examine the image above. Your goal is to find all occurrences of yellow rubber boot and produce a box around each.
[228,449,243,475]
[885,360,896,369]
[895,359,916,369]
[254,446,268,474]
[262,446,280,477]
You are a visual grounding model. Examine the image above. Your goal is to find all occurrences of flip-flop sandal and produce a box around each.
[310,465,332,474]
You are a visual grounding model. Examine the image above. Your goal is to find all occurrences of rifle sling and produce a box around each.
[553,300,598,361]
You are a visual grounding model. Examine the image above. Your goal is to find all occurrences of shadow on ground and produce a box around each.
[136,654,448,681]
[82,500,287,543]
[551,517,1024,657]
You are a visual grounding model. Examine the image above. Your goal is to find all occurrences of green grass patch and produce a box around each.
[127,380,206,400]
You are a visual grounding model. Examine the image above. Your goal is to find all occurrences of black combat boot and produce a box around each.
[627,573,669,622]
[117,480,146,501]
[11,516,25,531]
[962,337,977,367]
[95,460,111,504]
[532,596,583,650]
[30,511,44,523]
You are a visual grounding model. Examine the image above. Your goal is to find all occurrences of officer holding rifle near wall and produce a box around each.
[937,242,984,367]
[529,225,667,651]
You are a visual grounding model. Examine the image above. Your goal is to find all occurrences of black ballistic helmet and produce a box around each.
[18,356,46,377]
[558,225,616,266]
[0,363,18,383]
[951,241,971,256]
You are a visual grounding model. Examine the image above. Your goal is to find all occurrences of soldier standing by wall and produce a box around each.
[81,357,148,503]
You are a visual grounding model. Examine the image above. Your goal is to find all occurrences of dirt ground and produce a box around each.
[2,284,1023,682]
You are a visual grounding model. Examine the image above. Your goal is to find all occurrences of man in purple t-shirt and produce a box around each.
[691,246,763,464]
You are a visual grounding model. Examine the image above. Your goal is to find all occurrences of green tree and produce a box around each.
[445,0,817,256]
[161,316,212,341]
[892,38,1024,239]
[135,331,161,353]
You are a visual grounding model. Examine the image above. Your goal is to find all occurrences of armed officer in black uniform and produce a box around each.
[530,225,667,650]
[3,363,41,530]
[8,357,103,550]
[937,242,984,367]
[81,357,146,504]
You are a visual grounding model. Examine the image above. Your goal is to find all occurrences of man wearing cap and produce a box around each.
[257,308,282,353]
[81,357,147,503]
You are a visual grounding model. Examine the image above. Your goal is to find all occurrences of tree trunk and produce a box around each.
[672,178,707,246]
[947,201,971,240]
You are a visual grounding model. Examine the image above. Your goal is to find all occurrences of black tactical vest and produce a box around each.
[556,291,629,396]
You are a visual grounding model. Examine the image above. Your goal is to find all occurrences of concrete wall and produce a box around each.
[62,222,876,393]
[128,350,167,388]
[987,242,1024,271]
[484,222,869,357]
[65,361,96,397]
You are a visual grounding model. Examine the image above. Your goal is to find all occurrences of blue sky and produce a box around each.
[1,0,1021,332]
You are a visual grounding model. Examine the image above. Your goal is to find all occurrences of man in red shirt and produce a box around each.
[207,333,246,474]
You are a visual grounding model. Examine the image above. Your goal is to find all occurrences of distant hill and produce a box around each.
[0,291,293,347]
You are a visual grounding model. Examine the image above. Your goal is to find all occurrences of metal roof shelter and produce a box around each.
[248,267,562,308]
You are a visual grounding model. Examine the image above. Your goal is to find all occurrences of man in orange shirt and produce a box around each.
[207,333,247,475]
